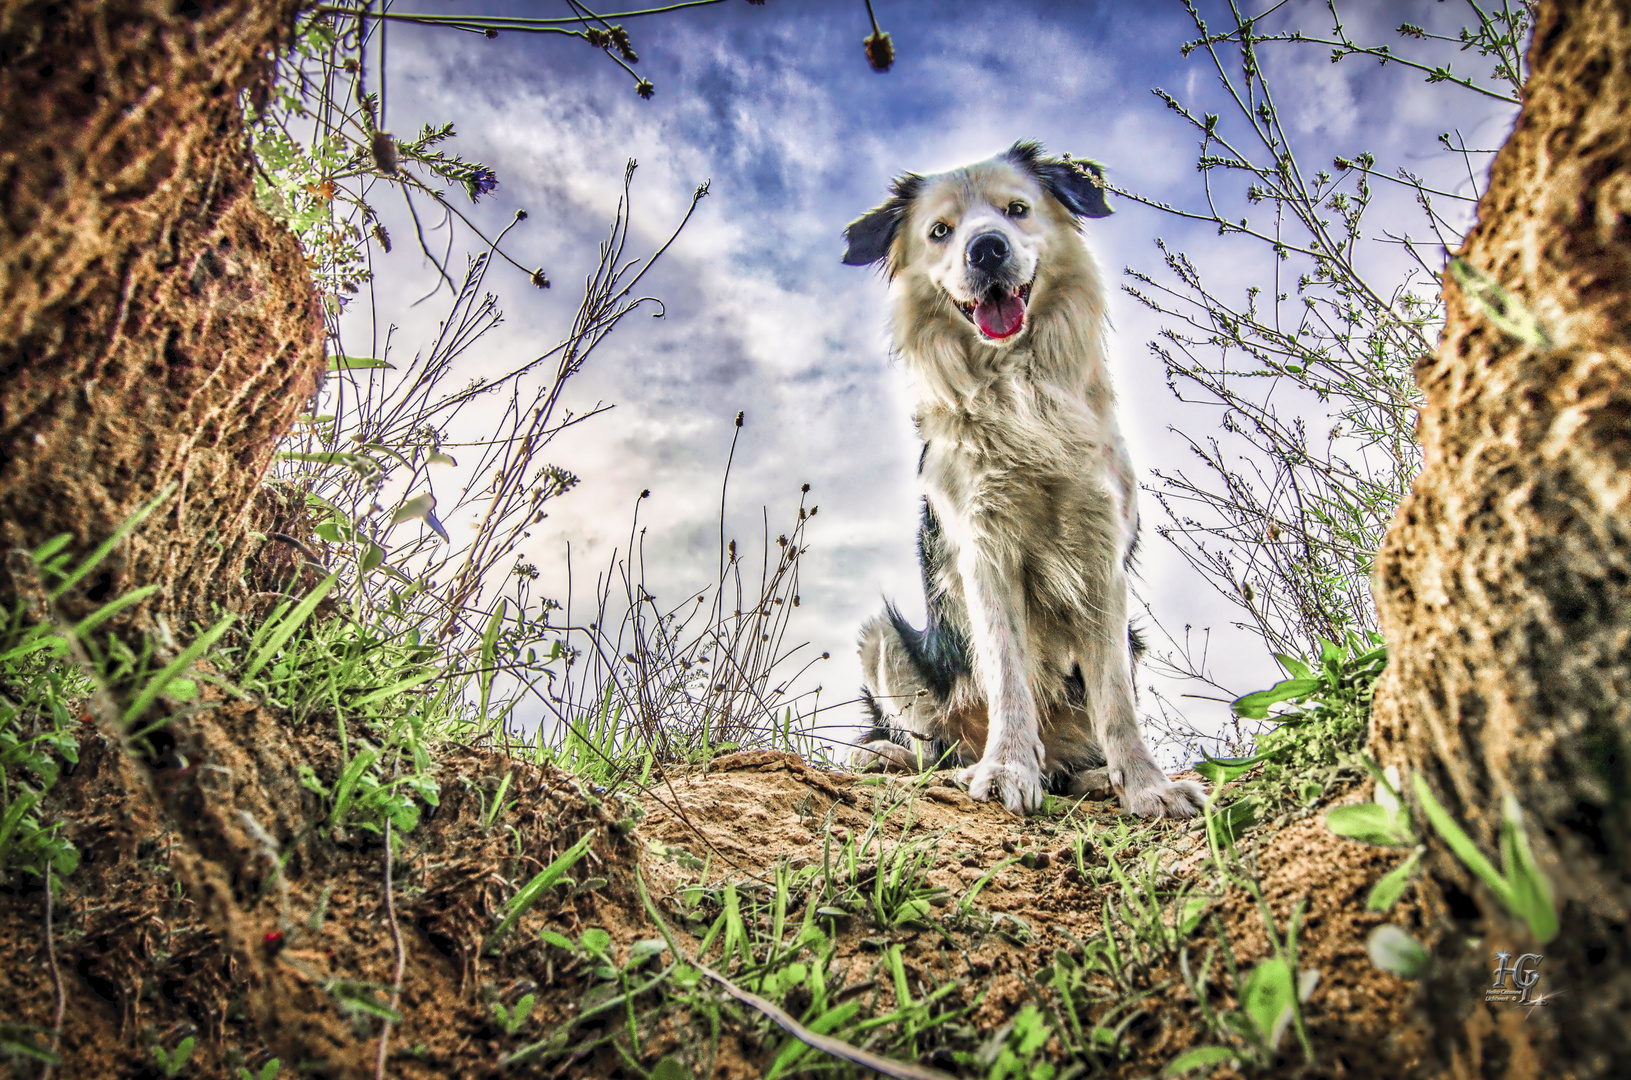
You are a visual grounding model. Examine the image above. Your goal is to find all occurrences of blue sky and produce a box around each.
[352,0,1523,761]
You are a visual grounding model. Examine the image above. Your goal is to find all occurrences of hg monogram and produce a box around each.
[1487,951,1543,1006]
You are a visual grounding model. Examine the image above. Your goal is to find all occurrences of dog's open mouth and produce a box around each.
[954,282,1032,341]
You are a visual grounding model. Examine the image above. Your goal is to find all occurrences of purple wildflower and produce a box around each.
[465,166,499,203]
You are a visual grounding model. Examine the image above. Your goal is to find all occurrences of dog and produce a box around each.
[842,141,1206,819]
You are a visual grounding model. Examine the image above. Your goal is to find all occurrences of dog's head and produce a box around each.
[842,141,1112,344]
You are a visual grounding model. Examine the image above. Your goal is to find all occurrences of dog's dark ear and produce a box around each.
[1008,140,1113,219]
[842,173,923,268]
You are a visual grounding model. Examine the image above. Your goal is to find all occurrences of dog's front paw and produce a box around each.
[1119,767,1207,819]
[958,755,1046,815]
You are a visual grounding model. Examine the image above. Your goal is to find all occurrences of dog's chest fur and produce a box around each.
[915,346,1137,646]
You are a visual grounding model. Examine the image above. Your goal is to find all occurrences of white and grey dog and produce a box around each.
[844,141,1205,819]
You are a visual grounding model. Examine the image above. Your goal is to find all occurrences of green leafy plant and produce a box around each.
[236,1058,281,1080]
[1202,632,1385,816]
[150,1035,195,1077]
[492,992,536,1036]
[488,830,597,950]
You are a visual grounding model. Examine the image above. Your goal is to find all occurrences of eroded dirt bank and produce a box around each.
[3,740,1423,1078]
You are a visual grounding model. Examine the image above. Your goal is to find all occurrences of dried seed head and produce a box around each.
[371,222,391,252]
[530,268,550,289]
[864,30,894,72]
[484,27,497,38]
[371,130,398,175]
[635,78,655,99]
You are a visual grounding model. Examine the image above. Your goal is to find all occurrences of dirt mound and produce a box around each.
[637,751,1419,1079]
[3,729,1417,1079]
[1,701,644,1078]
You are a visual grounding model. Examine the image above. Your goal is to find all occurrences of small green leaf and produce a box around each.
[1192,752,1272,785]
[327,354,395,370]
[626,938,668,967]
[1210,797,1257,844]
[1162,1045,1237,1076]
[578,927,611,956]
[169,1036,195,1075]
[427,451,458,466]
[1240,957,1296,1048]
[1231,678,1320,719]
[651,1057,689,1080]
[1366,924,1430,978]
[1272,652,1311,680]
[539,929,573,950]
[1179,892,1213,935]
[1325,802,1414,847]
[1367,847,1424,912]
[298,764,330,798]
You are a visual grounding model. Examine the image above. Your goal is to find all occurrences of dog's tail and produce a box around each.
[853,609,966,769]
[884,601,969,702]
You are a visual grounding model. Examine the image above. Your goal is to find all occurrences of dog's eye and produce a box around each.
[928,221,951,241]
[1007,201,1029,218]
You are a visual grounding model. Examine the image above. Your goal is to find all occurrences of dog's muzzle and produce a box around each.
[955,232,1032,341]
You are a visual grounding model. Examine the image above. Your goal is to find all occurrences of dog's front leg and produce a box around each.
[954,546,1046,814]
[1083,580,1206,818]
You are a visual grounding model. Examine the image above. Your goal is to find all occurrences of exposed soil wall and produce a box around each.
[1368,0,1631,1074]
[0,0,325,628]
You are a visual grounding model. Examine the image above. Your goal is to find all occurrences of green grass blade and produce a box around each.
[30,533,74,563]
[244,573,339,679]
[478,599,506,721]
[0,789,42,867]
[1411,771,1512,907]
[487,830,596,949]
[71,584,163,637]
[121,613,236,727]
[1499,793,1558,943]
[328,744,379,826]
[50,484,175,599]
[958,856,1020,914]
[350,670,439,708]
[483,771,513,829]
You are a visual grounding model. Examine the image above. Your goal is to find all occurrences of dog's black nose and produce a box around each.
[966,232,1010,276]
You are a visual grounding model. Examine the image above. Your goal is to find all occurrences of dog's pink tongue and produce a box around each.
[975,292,1026,339]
